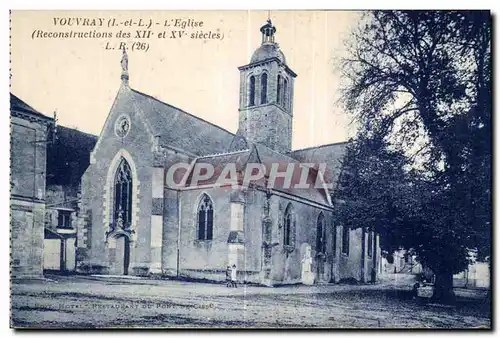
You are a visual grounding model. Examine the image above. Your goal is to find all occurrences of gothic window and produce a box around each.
[283,203,295,247]
[114,158,133,227]
[342,226,350,256]
[260,72,268,104]
[277,75,282,105]
[197,194,214,240]
[248,76,256,107]
[316,213,326,254]
[368,230,373,258]
[283,78,289,109]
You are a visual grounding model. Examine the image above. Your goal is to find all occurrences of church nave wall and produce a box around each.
[267,196,334,285]
[176,187,232,279]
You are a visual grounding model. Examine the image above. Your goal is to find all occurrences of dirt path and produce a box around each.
[11,275,491,328]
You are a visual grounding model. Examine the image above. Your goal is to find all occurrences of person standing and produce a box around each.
[231,264,238,288]
[225,265,232,287]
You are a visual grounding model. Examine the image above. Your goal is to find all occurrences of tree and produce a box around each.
[338,11,491,303]
[334,136,411,251]
[334,135,473,303]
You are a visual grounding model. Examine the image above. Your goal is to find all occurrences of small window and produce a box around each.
[283,78,288,108]
[367,230,373,258]
[283,203,294,247]
[260,73,268,104]
[342,226,350,255]
[197,194,214,240]
[248,76,256,107]
[277,75,282,104]
[58,210,72,229]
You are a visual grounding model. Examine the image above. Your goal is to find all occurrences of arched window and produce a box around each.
[283,78,289,108]
[333,225,337,253]
[260,73,268,104]
[248,76,256,107]
[114,158,133,227]
[283,203,294,247]
[316,213,326,254]
[342,226,350,256]
[197,194,214,240]
[277,75,282,105]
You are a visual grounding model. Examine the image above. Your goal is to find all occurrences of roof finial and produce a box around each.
[121,46,129,85]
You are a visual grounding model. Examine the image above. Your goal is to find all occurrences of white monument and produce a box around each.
[301,244,315,285]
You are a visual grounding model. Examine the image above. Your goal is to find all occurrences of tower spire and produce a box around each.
[120,46,129,86]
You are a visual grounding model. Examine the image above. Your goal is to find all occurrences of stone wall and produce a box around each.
[10,116,48,201]
[175,187,232,278]
[11,201,45,278]
[336,227,382,282]
[264,192,334,285]
[158,146,194,275]
[162,183,377,286]
[10,112,51,278]
[238,60,293,153]
[338,227,362,281]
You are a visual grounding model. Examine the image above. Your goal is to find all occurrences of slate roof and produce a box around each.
[129,88,235,156]
[182,142,331,207]
[10,93,53,120]
[253,143,331,206]
[47,125,98,187]
[44,227,63,240]
[251,43,287,65]
[44,227,75,239]
[119,86,339,207]
[290,141,348,187]
[183,149,254,187]
[195,150,253,173]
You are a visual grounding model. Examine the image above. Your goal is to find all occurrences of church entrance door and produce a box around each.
[316,255,325,282]
[115,235,130,275]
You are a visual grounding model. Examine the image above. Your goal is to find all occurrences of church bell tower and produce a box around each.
[238,19,297,154]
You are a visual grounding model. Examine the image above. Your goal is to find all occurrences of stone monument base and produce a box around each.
[301,271,315,285]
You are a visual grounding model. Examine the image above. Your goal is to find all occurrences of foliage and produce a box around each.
[336,10,491,302]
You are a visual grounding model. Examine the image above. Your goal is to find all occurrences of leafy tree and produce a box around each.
[334,136,410,251]
[337,10,491,303]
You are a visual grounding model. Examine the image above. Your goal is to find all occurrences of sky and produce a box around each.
[11,10,360,150]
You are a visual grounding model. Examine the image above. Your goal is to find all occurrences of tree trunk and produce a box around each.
[431,271,456,304]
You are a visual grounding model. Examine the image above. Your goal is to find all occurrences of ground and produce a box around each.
[11,274,491,329]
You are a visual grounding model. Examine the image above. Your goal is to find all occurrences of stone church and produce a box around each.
[77,19,381,285]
